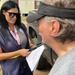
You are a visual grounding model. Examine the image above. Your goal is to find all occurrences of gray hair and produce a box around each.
[42,0,75,43]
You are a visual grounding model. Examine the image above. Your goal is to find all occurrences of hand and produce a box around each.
[30,43,34,47]
[18,49,31,57]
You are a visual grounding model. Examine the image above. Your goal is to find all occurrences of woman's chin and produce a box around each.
[9,22,15,25]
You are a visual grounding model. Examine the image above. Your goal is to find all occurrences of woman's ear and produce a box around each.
[49,19,60,36]
[2,10,6,15]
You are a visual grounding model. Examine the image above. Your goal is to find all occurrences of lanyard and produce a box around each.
[9,26,20,45]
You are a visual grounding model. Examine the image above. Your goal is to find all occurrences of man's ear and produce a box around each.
[49,20,60,36]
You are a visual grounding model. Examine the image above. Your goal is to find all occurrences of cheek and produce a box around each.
[5,15,10,22]
[38,25,50,43]
[38,25,48,35]
[5,16,16,24]
[38,25,48,38]
[38,25,45,34]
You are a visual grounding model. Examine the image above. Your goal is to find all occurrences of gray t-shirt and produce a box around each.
[48,48,75,75]
[18,28,27,48]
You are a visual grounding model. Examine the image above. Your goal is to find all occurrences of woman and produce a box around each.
[0,1,33,75]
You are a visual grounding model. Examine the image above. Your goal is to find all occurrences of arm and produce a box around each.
[0,47,31,60]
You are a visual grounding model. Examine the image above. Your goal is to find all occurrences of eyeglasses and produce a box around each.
[7,12,20,18]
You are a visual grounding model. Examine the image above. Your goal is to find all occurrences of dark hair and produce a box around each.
[0,1,21,29]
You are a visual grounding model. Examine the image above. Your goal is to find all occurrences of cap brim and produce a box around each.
[26,12,44,23]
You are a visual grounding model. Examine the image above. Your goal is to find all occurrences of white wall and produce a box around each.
[0,0,8,9]
[19,0,34,15]
[0,0,41,14]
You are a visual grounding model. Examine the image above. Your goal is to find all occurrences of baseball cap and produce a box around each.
[26,2,75,23]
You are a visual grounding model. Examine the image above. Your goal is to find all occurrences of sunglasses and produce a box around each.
[7,12,20,18]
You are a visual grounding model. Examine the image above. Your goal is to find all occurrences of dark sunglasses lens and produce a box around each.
[9,13,15,18]
[9,13,20,18]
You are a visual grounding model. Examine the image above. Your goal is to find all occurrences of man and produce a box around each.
[26,0,75,75]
